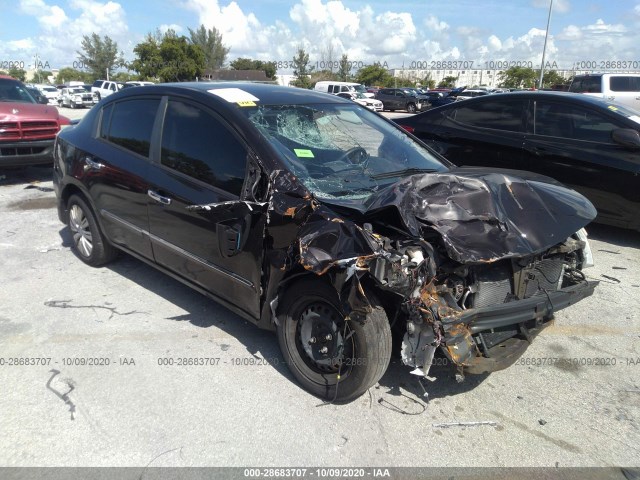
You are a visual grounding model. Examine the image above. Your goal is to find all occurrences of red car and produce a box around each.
[0,75,71,167]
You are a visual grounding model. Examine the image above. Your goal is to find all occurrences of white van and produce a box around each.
[569,73,640,110]
[314,81,374,98]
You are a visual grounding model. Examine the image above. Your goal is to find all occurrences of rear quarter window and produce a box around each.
[104,98,160,157]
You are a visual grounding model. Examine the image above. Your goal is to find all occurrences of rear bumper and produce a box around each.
[0,139,55,167]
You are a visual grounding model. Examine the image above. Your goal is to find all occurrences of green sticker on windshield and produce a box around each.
[294,149,315,158]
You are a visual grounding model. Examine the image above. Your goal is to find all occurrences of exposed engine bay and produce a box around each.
[277,170,598,380]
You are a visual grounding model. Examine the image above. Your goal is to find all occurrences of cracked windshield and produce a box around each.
[245,104,447,199]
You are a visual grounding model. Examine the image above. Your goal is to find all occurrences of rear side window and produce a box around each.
[105,98,160,157]
[160,100,247,196]
[609,76,640,92]
[448,100,526,132]
[569,76,602,93]
[99,104,113,139]
[534,101,621,143]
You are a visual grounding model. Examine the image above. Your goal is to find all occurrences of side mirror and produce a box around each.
[612,128,640,149]
[38,95,49,104]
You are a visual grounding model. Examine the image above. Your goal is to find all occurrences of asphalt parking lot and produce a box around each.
[0,105,639,471]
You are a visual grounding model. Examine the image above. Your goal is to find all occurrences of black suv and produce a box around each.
[374,88,425,113]
[54,83,597,401]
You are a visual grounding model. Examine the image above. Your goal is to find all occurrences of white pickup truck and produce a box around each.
[569,73,640,110]
[91,80,122,100]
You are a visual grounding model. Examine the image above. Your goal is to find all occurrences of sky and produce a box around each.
[0,0,639,73]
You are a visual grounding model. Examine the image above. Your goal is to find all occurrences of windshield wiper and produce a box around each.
[370,167,438,180]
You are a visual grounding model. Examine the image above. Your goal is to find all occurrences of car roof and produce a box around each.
[574,73,640,78]
[112,82,351,106]
[435,90,618,107]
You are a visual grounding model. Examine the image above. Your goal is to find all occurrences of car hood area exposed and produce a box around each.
[310,168,597,267]
[355,168,598,263]
[263,165,597,286]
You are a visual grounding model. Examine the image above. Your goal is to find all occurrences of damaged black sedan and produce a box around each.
[53,83,598,402]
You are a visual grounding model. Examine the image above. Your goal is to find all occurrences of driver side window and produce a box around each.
[161,100,247,196]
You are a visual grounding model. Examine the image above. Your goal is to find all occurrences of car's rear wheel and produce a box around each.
[277,279,391,402]
[67,195,117,266]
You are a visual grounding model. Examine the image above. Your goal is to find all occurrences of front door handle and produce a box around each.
[148,190,171,205]
[525,146,546,157]
[84,156,104,170]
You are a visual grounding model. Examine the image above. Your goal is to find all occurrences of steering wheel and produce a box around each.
[337,147,370,168]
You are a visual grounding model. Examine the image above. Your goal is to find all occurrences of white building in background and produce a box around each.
[390,68,572,88]
[389,68,640,89]
[25,68,58,84]
[276,74,296,87]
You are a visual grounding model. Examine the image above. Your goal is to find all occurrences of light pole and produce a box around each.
[34,53,40,83]
[538,0,554,89]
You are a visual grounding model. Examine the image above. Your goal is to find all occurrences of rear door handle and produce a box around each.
[148,190,171,205]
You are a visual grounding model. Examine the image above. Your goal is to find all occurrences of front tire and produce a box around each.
[67,195,117,266]
[407,102,416,113]
[277,279,391,402]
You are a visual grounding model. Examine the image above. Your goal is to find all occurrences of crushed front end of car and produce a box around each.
[267,168,598,383]
[235,98,598,400]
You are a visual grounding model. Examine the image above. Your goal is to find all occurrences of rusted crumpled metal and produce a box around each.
[359,169,597,264]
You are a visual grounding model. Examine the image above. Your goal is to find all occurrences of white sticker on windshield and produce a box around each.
[208,88,259,103]
[628,115,640,126]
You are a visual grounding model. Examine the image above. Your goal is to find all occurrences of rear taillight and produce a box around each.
[400,125,415,134]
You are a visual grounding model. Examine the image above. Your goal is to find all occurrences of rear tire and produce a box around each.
[67,194,117,267]
[277,279,391,402]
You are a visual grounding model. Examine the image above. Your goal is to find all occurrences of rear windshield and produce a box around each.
[603,103,640,126]
[0,79,36,103]
[569,76,602,93]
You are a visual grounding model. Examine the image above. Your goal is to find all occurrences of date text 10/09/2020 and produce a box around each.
[274,59,640,71]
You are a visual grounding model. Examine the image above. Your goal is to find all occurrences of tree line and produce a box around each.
[1,27,571,90]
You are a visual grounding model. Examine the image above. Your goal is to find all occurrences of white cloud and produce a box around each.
[19,0,68,29]
[184,0,418,65]
[2,0,640,76]
[532,0,570,14]
[158,24,184,34]
[423,15,449,34]
[184,0,276,56]
[5,0,130,69]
